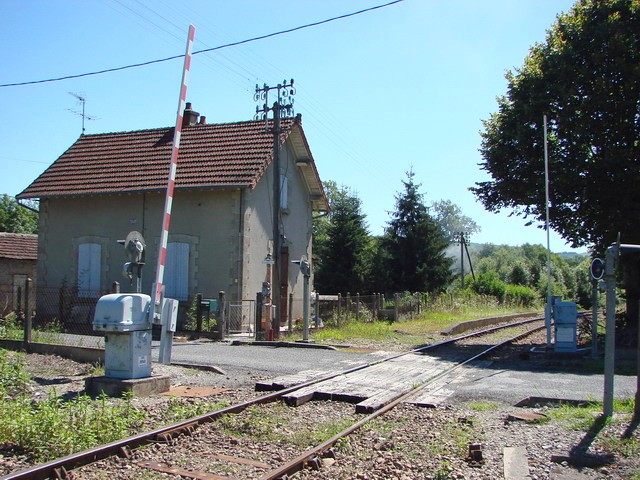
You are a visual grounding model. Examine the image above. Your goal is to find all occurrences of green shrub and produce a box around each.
[0,391,146,462]
[503,284,538,307]
[0,350,30,398]
[469,272,506,299]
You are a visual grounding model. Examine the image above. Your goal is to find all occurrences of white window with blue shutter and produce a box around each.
[164,242,189,301]
[78,243,101,297]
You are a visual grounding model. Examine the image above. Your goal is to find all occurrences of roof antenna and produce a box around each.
[67,92,97,135]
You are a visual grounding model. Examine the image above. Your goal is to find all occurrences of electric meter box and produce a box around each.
[93,293,151,332]
[554,301,578,353]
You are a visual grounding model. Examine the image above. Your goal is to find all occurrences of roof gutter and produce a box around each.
[17,199,39,213]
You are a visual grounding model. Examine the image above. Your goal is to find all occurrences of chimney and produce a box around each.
[182,102,199,127]
[198,116,206,125]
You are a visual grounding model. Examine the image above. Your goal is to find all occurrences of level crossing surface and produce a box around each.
[154,340,638,406]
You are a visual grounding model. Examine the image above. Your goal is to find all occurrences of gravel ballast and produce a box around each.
[2,326,638,479]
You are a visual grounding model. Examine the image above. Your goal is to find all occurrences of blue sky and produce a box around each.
[0,0,580,251]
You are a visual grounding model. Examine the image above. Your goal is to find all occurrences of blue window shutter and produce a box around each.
[165,242,189,301]
[78,243,101,297]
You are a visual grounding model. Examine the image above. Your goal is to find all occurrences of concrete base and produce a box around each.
[85,374,171,397]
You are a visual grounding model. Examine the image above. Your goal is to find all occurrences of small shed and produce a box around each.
[0,233,37,315]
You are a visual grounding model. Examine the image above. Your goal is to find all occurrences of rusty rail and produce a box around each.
[259,323,546,479]
[2,315,544,480]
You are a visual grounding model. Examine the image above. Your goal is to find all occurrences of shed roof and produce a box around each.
[0,233,38,260]
[18,116,328,212]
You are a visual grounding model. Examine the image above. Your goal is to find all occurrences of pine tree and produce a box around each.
[314,186,370,294]
[381,171,453,293]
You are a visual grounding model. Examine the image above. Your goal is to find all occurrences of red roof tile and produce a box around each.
[0,233,38,260]
[18,117,299,199]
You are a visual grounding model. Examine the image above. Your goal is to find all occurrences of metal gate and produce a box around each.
[226,300,254,338]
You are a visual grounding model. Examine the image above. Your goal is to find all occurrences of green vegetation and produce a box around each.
[0,194,38,233]
[472,0,640,326]
[162,397,228,422]
[546,399,639,460]
[379,170,454,294]
[305,291,538,348]
[465,400,502,412]
[313,179,589,312]
[0,348,231,463]
[0,355,146,461]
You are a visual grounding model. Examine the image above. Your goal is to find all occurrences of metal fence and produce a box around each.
[2,279,433,348]
[311,292,423,327]
[0,280,105,348]
[227,299,255,337]
[0,280,259,347]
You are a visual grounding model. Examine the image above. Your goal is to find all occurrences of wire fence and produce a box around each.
[0,280,258,348]
[2,278,462,349]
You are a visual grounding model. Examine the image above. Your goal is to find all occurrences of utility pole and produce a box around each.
[459,232,465,289]
[254,80,296,339]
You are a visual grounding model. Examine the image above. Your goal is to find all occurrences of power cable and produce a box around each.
[0,0,406,88]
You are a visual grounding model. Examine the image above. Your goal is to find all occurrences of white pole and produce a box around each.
[544,115,552,349]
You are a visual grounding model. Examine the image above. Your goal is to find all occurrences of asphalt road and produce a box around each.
[152,340,382,387]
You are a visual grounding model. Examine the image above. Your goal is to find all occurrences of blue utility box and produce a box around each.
[554,301,578,353]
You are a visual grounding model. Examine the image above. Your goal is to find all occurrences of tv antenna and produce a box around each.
[67,92,97,134]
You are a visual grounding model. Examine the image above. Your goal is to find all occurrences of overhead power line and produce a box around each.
[0,0,405,88]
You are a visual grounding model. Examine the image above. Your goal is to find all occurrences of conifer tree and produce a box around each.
[381,171,453,293]
[314,185,370,294]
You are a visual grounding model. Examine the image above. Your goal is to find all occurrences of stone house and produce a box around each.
[17,104,327,331]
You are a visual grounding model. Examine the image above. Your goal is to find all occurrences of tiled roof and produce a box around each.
[0,233,38,260]
[18,117,302,199]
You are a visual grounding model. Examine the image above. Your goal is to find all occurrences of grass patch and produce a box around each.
[466,400,502,412]
[0,348,233,463]
[547,399,635,430]
[0,390,146,462]
[160,397,229,424]
[546,399,639,461]
[309,295,538,349]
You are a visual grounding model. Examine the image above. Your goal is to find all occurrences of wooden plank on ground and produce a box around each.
[255,370,332,391]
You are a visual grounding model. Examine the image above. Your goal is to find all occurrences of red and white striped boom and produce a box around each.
[153,24,196,313]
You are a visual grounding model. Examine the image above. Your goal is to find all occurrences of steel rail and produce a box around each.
[2,315,544,480]
[259,323,546,480]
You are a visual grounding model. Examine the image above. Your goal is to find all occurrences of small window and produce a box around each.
[78,243,101,297]
[164,242,189,301]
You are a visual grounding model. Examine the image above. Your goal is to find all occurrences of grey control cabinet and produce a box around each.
[93,293,152,379]
[554,301,578,353]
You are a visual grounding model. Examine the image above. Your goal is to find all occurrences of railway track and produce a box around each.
[3,316,545,480]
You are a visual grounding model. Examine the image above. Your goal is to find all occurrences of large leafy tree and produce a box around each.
[382,171,453,293]
[0,195,38,234]
[472,0,639,250]
[431,199,480,242]
[471,0,640,322]
[314,184,371,294]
